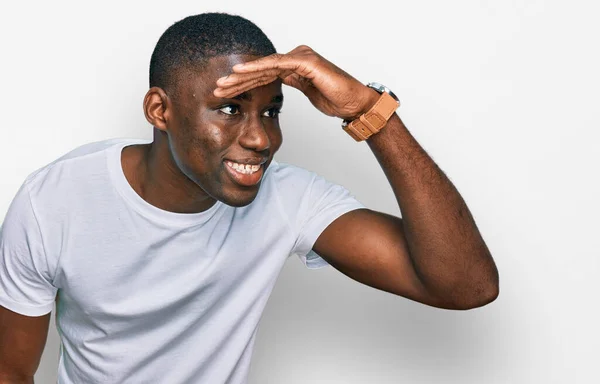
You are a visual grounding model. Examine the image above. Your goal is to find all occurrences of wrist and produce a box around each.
[341,84,400,142]
[348,87,381,121]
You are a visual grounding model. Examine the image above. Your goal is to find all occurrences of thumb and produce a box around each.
[282,73,319,98]
[282,73,334,116]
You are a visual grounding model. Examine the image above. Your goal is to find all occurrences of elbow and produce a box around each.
[452,256,500,310]
[451,281,499,310]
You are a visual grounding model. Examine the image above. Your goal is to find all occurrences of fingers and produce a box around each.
[215,69,282,88]
[214,75,280,98]
[280,73,304,90]
[215,67,296,97]
[214,46,325,97]
[231,46,318,79]
[281,73,315,92]
[214,69,310,98]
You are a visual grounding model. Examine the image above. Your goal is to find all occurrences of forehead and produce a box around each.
[203,54,261,78]
[173,54,280,98]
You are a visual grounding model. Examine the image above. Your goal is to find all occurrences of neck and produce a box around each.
[122,129,217,214]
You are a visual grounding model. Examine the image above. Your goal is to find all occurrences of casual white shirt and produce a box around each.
[0,138,365,383]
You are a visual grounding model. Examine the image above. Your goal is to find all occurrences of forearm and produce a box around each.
[366,113,499,308]
[214,45,499,307]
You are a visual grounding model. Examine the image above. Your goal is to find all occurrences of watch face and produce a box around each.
[367,82,399,103]
[367,82,385,91]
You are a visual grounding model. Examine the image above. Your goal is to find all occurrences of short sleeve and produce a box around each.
[0,182,57,316]
[272,163,365,269]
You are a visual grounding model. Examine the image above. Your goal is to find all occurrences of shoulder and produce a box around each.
[264,159,314,183]
[25,138,146,195]
[261,159,362,221]
[263,159,323,194]
[264,159,353,200]
[260,160,320,206]
[17,138,147,224]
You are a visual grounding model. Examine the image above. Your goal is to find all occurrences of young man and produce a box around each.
[0,13,498,384]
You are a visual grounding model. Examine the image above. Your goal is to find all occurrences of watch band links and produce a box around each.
[342,91,399,141]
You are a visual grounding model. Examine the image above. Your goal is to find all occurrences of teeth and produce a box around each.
[226,161,261,174]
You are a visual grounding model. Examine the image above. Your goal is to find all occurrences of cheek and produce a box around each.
[269,125,283,153]
[206,124,224,144]
[177,114,216,152]
[179,122,229,172]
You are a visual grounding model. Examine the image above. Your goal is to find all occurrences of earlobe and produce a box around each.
[143,87,169,131]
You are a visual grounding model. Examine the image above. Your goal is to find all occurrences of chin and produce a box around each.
[218,188,261,208]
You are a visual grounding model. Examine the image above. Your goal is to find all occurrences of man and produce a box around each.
[0,12,498,384]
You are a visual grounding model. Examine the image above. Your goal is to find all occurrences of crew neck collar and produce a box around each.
[107,139,224,227]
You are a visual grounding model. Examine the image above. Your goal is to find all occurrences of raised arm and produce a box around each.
[214,45,499,310]
[312,113,498,309]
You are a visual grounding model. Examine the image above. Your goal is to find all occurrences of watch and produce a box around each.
[342,82,400,142]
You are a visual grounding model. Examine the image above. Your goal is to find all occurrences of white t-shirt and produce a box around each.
[0,138,365,383]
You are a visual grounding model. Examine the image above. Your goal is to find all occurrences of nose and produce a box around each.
[239,115,270,152]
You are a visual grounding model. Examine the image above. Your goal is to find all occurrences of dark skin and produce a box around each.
[212,45,499,309]
[0,54,286,383]
[0,47,499,382]
[0,307,49,383]
[126,54,285,213]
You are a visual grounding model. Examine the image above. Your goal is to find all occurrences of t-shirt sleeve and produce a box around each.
[0,182,57,316]
[273,162,365,269]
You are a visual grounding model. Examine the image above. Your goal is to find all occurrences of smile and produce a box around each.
[225,161,261,174]
[224,160,265,186]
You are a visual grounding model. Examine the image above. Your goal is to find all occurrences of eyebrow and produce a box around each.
[230,93,284,103]
[232,92,251,101]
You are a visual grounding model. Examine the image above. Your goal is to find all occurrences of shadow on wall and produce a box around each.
[250,105,514,383]
[249,260,513,384]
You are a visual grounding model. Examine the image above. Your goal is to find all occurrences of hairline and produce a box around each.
[159,53,268,96]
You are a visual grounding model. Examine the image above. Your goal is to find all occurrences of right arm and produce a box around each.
[0,182,58,383]
[0,306,51,384]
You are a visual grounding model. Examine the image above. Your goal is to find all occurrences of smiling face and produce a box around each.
[149,54,284,208]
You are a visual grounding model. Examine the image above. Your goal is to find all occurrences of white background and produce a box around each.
[1,0,599,383]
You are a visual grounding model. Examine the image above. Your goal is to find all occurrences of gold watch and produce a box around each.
[342,82,400,142]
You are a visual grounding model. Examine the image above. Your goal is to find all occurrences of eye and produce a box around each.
[218,105,240,115]
[262,107,282,118]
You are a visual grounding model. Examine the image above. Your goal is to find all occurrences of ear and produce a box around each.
[143,87,170,131]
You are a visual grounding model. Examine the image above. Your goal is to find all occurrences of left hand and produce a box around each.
[214,45,379,120]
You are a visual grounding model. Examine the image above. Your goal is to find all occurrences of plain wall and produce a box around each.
[1,1,599,383]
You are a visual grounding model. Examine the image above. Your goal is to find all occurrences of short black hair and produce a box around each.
[149,13,276,91]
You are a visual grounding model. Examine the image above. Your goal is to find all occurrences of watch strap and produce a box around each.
[343,92,399,141]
